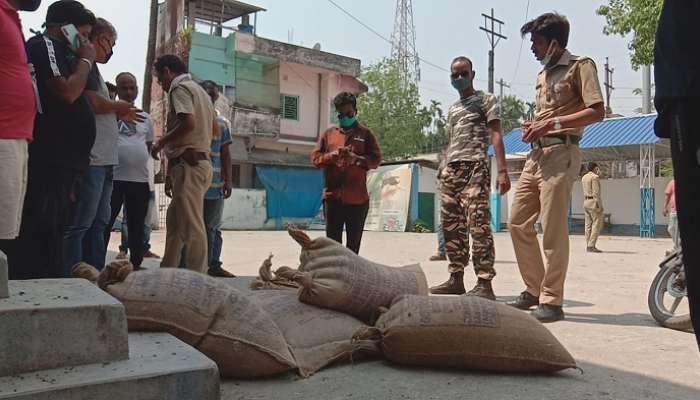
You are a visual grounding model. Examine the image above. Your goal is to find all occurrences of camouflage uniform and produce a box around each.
[441,91,499,280]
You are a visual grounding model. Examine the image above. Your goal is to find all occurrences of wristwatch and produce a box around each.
[553,118,562,131]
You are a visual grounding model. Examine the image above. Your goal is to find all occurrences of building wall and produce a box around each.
[279,63,322,141]
[221,189,269,230]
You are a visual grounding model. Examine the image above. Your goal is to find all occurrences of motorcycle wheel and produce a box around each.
[648,261,691,330]
[663,315,694,333]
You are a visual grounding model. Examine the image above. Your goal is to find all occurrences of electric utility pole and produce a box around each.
[480,8,507,94]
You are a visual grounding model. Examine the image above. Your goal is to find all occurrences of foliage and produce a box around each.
[357,59,438,159]
[659,160,673,177]
[412,220,431,233]
[596,0,663,69]
[500,95,527,134]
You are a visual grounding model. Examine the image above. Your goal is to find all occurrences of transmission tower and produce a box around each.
[391,0,420,84]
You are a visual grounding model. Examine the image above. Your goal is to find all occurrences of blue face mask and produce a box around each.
[451,76,472,92]
[338,114,357,128]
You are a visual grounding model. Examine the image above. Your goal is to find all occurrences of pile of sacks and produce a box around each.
[73,230,576,379]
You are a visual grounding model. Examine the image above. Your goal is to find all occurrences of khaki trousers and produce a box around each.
[161,160,213,272]
[509,145,582,306]
[584,203,604,248]
[0,139,28,240]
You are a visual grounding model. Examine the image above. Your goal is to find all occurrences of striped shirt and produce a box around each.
[205,116,233,200]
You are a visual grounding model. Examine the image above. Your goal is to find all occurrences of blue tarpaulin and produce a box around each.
[255,166,324,219]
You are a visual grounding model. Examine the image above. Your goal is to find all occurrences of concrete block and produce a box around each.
[0,333,220,400]
[0,279,129,377]
[0,251,8,299]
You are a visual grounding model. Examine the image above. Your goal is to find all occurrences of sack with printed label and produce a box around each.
[354,295,577,373]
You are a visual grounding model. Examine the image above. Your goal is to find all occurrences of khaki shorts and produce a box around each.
[0,139,28,239]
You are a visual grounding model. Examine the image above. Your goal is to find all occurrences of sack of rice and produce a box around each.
[74,265,296,378]
[288,230,428,324]
[355,295,577,373]
[250,289,380,377]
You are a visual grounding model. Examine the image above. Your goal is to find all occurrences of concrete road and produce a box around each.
[109,231,700,400]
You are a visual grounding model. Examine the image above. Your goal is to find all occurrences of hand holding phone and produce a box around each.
[61,24,95,62]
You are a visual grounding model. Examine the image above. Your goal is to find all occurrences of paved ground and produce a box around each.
[108,231,700,400]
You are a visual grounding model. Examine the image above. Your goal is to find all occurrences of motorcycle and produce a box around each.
[648,249,694,332]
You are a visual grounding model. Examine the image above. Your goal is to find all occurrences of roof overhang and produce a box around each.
[190,0,265,23]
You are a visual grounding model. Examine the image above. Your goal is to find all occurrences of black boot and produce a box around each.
[429,272,466,295]
[506,291,539,310]
[531,304,565,323]
[465,278,496,301]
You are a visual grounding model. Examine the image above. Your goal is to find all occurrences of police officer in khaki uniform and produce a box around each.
[429,56,510,300]
[581,162,604,253]
[507,13,605,322]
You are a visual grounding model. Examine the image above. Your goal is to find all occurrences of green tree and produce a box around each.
[500,95,527,134]
[357,59,435,159]
[596,0,663,69]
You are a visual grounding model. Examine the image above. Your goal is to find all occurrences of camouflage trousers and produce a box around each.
[440,161,496,280]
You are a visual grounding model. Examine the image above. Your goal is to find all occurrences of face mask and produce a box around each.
[18,0,42,11]
[338,114,357,128]
[100,38,113,63]
[540,40,557,67]
[451,75,472,92]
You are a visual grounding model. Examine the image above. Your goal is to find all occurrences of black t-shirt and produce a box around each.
[654,0,700,99]
[26,34,96,173]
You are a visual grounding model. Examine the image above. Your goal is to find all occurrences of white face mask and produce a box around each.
[540,40,557,67]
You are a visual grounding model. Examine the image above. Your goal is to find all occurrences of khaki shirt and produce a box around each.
[581,171,603,209]
[165,79,215,159]
[445,91,499,164]
[535,50,604,136]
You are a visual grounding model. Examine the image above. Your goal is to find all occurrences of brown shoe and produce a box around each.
[143,250,161,259]
[208,267,237,278]
[429,272,466,295]
[587,247,603,253]
[507,291,539,310]
[465,278,496,301]
[116,251,128,260]
[429,253,447,261]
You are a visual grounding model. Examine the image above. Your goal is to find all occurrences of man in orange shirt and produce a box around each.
[311,92,381,254]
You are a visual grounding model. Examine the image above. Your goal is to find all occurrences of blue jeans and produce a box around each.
[204,198,225,270]
[63,166,113,276]
[120,191,155,253]
[437,218,446,256]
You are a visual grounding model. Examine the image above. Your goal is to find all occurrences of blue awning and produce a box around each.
[490,114,659,156]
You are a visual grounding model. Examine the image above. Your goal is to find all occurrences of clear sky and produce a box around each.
[19,0,651,116]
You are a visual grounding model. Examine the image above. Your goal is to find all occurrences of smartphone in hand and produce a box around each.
[60,24,84,53]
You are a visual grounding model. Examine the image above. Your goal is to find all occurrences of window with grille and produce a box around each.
[280,94,299,121]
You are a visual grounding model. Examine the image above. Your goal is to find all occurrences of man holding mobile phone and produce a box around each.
[10,0,97,279]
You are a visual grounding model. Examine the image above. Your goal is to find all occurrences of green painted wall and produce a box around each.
[189,32,236,87]
[418,192,436,231]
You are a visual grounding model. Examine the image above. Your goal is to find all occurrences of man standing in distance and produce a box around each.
[311,92,381,254]
[429,56,510,299]
[654,0,700,347]
[106,72,154,271]
[0,0,42,260]
[507,13,605,322]
[151,55,214,273]
[663,179,679,252]
[581,162,604,253]
[200,80,235,278]
[63,17,142,275]
[12,1,96,279]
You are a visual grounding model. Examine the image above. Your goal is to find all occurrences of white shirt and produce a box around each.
[114,112,155,185]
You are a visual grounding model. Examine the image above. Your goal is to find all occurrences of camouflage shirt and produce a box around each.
[445,91,500,164]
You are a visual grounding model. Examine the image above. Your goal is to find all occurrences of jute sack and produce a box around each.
[250,289,379,377]
[355,295,577,373]
[288,230,429,323]
[74,265,297,378]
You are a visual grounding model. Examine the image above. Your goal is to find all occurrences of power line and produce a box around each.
[511,0,530,83]
[325,0,449,73]
[480,8,507,93]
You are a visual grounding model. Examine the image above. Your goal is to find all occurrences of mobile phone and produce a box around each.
[60,24,83,53]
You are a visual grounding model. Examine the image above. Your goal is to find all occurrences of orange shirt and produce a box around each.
[311,123,381,205]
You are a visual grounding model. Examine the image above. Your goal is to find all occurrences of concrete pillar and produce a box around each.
[1,250,8,299]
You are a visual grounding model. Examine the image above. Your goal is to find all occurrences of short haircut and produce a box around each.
[45,0,95,28]
[333,92,357,110]
[451,56,473,70]
[115,72,137,84]
[90,17,117,40]
[154,54,188,75]
[588,162,599,172]
[520,13,570,48]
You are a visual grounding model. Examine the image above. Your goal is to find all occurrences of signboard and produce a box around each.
[365,164,413,232]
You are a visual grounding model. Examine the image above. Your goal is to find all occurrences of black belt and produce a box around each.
[531,134,580,149]
[169,151,209,166]
[585,196,595,199]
